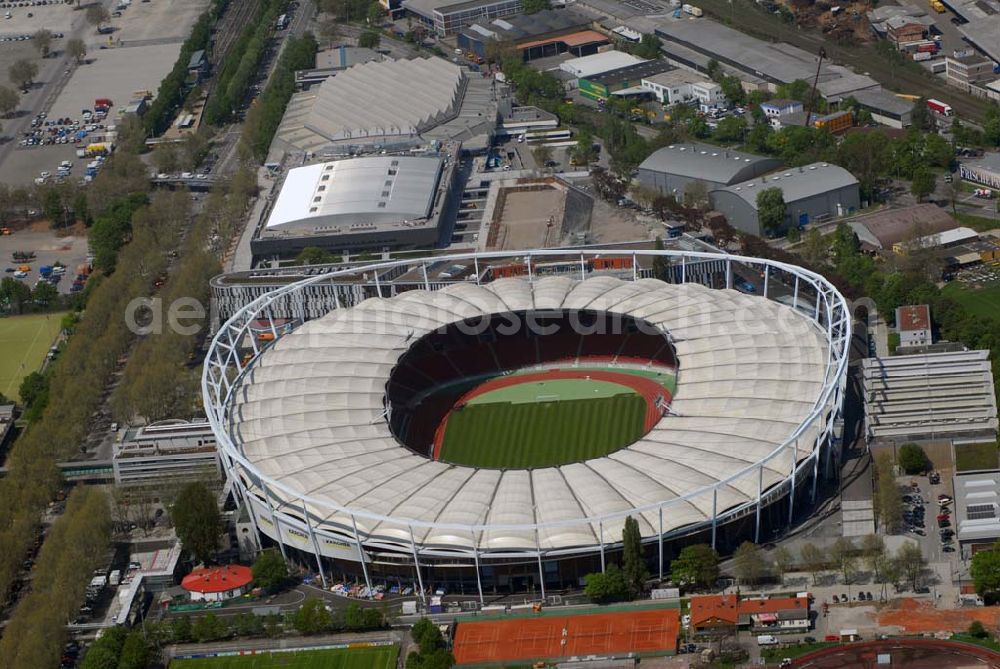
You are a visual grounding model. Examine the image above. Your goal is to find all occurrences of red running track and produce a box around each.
[790,638,1000,668]
[432,367,672,460]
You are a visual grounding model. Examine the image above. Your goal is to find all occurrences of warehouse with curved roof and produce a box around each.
[637,143,782,198]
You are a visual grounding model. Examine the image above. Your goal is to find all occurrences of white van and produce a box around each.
[757,635,779,646]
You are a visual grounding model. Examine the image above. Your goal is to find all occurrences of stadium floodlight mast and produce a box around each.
[203,249,850,601]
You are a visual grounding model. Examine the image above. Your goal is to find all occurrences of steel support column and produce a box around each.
[789,440,798,525]
[598,521,605,572]
[711,488,718,549]
[422,263,430,291]
[725,259,732,290]
[472,532,484,606]
[763,265,769,299]
[409,526,425,603]
[755,463,764,544]
[262,486,288,562]
[658,505,664,582]
[374,270,382,298]
[350,514,372,592]
[301,499,328,589]
[681,255,686,283]
[793,276,800,310]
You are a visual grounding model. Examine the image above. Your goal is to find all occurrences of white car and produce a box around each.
[39,170,50,178]
[682,614,691,627]
[180,172,193,179]
[60,160,72,168]
[14,270,26,278]
[196,173,207,180]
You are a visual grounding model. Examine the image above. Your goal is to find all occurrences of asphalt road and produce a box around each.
[692,0,995,123]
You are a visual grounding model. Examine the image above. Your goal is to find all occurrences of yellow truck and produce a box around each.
[929,0,946,13]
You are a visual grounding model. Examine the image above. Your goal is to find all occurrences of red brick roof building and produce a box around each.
[689,595,810,634]
[181,564,253,602]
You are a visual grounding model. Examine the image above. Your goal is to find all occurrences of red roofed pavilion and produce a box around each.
[181,564,253,602]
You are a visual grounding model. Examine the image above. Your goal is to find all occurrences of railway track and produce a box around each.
[695,0,996,123]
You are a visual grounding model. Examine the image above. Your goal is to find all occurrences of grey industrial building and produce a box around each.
[862,349,999,445]
[637,143,781,199]
[113,420,220,487]
[456,8,603,61]
[251,155,455,259]
[711,163,860,236]
[403,0,522,35]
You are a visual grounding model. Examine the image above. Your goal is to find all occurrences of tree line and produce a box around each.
[0,487,111,668]
[203,0,287,126]
[241,33,318,162]
[143,0,231,136]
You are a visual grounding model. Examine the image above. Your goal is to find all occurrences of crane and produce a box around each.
[804,47,827,128]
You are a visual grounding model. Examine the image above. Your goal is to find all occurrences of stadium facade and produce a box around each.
[204,250,850,596]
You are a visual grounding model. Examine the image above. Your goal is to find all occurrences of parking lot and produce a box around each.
[0,222,89,295]
[110,0,208,44]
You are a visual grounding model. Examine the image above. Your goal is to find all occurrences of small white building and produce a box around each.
[640,70,727,111]
[895,304,932,348]
[559,51,646,79]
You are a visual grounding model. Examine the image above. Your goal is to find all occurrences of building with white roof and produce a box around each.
[954,471,1000,554]
[203,249,850,593]
[252,156,451,258]
[559,51,646,79]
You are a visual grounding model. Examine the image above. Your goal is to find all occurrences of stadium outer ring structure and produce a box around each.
[202,249,851,599]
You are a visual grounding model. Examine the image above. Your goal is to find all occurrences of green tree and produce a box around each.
[345,601,365,629]
[831,537,857,585]
[772,545,793,585]
[67,37,87,63]
[366,1,384,24]
[192,613,228,642]
[670,544,720,589]
[969,620,989,638]
[0,276,31,313]
[756,187,786,235]
[172,481,221,564]
[32,280,58,307]
[293,598,333,635]
[732,541,767,585]
[896,541,925,591]
[910,167,936,202]
[633,33,661,60]
[85,4,111,26]
[622,515,648,599]
[18,371,48,413]
[0,85,18,116]
[583,564,628,603]
[32,29,52,57]
[713,115,747,143]
[80,626,128,669]
[898,443,931,474]
[171,616,193,643]
[358,29,381,48]
[910,98,934,133]
[800,542,825,585]
[861,534,887,583]
[971,546,1000,597]
[252,549,289,593]
[521,0,550,12]
[652,236,669,281]
[408,618,454,669]
[9,59,38,91]
[116,630,149,669]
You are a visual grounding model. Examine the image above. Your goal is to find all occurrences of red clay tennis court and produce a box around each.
[452,608,680,665]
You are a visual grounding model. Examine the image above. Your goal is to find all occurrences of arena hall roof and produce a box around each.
[228,276,832,553]
[264,157,443,233]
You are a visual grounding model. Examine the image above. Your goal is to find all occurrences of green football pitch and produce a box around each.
[170,645,398,669]
[440,386,648,468]
[0,312,64,400]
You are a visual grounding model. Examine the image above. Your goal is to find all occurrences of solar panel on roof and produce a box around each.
[967,504,996,520]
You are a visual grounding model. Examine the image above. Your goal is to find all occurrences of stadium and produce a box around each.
[203,249,850,596]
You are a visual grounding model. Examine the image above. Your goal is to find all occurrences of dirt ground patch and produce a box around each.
[495,188,566,251]
[877,597,1000,633]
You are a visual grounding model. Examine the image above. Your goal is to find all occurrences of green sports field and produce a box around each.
[170,645,398,669]
[0,312,64,400]
[440,389,648,468]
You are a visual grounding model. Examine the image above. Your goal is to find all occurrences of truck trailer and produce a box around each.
[927,98,953,115]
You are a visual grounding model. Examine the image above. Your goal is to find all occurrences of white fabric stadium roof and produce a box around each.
[230,277,831,552]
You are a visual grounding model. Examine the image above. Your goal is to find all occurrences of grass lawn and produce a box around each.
[171,645,399,669]
[955,212,1000,233]
[941,281,1000,322]
[440,392,646,468]
[956,443,999,472]
[0,312,64,400]
[761,641,838,661]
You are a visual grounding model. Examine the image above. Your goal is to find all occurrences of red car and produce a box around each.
[824,635,839,642]
[937,513,950,522]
